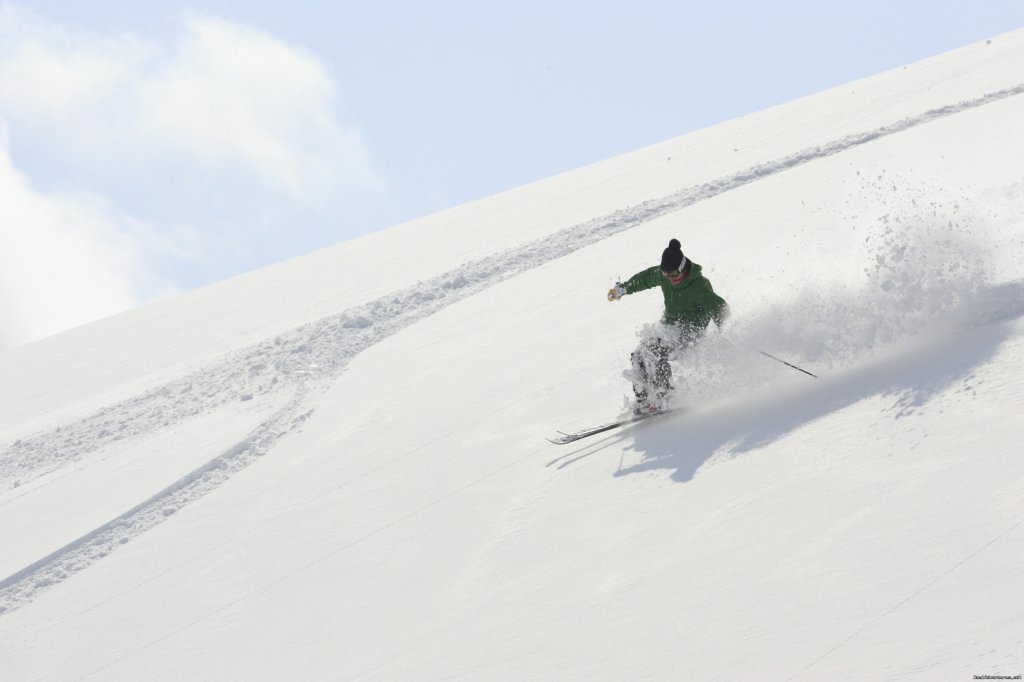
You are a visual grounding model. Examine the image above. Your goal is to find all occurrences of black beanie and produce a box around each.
[660,239,684,272]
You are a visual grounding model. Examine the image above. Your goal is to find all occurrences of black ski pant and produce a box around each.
[630,325,701,404]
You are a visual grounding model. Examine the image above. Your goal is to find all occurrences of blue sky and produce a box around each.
[1,1,1022,348]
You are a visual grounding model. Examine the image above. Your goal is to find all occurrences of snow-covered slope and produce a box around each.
[2,30,1023,681]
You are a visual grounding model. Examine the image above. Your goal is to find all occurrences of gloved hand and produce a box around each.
[607,283,626,302]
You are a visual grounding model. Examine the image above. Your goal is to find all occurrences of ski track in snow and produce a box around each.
[1,82,1022,616]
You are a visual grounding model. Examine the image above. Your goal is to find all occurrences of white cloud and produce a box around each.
[0,5,383,348]
[139,16,381,201]
[0,6,382,202]
[0,128,144,349]
[0,6,148,153]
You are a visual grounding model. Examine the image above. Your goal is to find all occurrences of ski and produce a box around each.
[546,409,678,445]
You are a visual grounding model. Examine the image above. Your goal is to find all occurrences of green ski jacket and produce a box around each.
[623,262,729,332]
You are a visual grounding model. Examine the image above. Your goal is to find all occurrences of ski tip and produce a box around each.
[546,407,683,446]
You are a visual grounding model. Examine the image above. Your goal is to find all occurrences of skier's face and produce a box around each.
[662,269,685,286]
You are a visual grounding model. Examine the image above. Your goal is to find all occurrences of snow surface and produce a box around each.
[2,29,1024,681]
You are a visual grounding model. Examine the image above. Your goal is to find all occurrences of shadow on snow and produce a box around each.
[615,309,1020,483]
[594,280,1024,482]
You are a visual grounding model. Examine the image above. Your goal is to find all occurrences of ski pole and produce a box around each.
[758,350,818,378]
[720,337,818,378]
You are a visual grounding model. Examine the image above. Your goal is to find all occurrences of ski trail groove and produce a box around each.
[0,390,315,613]
[1,81,1021,616]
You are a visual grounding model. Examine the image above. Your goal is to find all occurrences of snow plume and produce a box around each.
[676,173,1024,403]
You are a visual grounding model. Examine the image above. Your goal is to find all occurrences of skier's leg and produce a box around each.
[630,346,650,403]
[650,338,673,405]
[661,325,703,402]
[632,334,672,409]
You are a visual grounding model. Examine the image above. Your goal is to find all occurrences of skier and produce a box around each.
[607,239,729,414]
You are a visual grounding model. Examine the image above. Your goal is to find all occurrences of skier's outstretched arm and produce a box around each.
[608,267,661,301]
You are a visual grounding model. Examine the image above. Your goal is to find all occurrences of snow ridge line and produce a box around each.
[0,81,1020,616]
